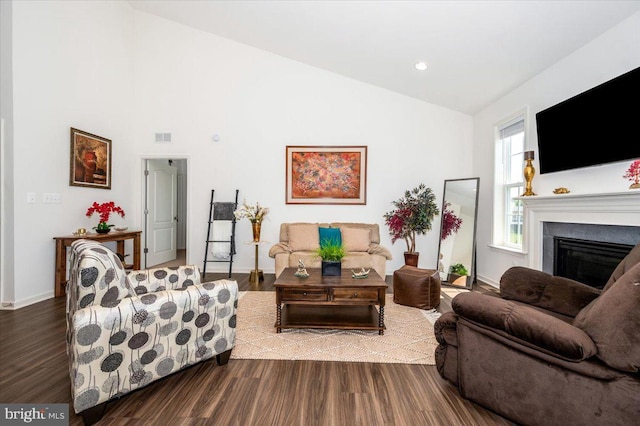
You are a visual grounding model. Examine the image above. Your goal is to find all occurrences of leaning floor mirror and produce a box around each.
[437,177,479,289]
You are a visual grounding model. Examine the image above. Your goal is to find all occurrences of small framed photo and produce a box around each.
[69,128,111,189]
[286,146,367,205]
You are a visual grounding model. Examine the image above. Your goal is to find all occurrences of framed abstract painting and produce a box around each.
[286,146,367,205]
[69,127,112,189]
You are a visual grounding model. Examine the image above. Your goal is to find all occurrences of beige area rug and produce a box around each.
[231,291,438,365]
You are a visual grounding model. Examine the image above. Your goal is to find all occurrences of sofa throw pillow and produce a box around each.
[319,227,342,248]
[602,242,640,291]
[341,227,371,252]
[573,261,640,373]
[288,223,320,251]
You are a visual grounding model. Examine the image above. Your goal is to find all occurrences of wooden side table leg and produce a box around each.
[116,240,125,264]
[276,304,282,333]
[133,234,141,269]
[54,240,66,298]
[379,306,385,335]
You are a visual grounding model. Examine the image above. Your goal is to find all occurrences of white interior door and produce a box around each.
[145,159,177,267]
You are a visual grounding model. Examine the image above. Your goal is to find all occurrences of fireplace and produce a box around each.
[553,237,633,289]
[519,191,640,278]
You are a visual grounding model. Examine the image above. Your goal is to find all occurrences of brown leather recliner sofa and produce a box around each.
[434,243,640,425]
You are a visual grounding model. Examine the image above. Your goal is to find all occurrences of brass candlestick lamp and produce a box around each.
[522,150,536,196]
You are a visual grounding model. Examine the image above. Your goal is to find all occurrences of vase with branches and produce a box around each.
[234,199,269,241]
[384,183,439,265]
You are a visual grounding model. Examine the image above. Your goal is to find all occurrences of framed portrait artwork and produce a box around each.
[69,127,112,189]
[286,146,367,205]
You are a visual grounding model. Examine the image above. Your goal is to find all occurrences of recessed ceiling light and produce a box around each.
[415,62,428,71]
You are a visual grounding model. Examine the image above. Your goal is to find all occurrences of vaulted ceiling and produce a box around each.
[130,1,640,114]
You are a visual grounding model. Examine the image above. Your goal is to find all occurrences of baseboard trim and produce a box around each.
[5,291,55,309]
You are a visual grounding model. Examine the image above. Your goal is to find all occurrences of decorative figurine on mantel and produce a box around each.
[623,159,640,189]
[294,260,310,278]
[553,187,570,194]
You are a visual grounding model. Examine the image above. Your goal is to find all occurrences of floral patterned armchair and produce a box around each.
[66,239,237,424]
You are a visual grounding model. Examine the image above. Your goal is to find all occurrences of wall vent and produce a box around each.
[155,133,172,143]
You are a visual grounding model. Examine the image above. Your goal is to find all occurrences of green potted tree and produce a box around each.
[384,183,440,266]
[314,237,346,276]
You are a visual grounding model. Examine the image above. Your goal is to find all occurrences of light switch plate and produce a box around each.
[43,193,62,203]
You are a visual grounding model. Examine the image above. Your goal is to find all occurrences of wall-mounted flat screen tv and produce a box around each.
[535,66,640,174]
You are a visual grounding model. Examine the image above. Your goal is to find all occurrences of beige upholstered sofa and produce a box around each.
[268,222,392,278]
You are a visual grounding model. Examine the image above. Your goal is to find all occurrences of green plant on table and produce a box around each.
[314,238,346,262]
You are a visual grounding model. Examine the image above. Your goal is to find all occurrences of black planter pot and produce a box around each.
[321,260,341,276]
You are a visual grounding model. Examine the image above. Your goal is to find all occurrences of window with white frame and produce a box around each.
[493,115,525,249]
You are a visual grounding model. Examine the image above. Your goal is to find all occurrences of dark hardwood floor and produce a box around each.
[0,272,513,425]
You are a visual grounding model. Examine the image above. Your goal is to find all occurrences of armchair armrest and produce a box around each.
[500,266,601,317]
[127,265,201,293]
[452,292,597,362]
[68,279,237,413]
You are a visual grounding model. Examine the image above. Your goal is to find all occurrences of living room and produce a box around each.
[3,1,639,308]
[1,1,640,424]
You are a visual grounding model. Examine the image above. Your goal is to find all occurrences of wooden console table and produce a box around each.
[53,230,141,297]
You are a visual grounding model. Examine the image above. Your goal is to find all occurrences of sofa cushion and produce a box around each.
[319,227,342,248]
[341,227,370,252]
[341,252,373,270]
[603,242,640,291]
[500,266,601,317]
[288,223,320,251]
[332,223,381,244]
[573,262,640,372]
[128,265,200,293]
[289,252,321,269]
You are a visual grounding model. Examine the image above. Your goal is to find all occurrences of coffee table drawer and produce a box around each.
[281,289,328,302]
[333,288,379,302]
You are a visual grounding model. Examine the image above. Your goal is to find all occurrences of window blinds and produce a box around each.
[499,118,524,139]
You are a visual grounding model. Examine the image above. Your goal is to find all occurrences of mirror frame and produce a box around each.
[436,177,480,289]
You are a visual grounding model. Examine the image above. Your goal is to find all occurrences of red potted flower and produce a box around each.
[623,159,640,189]
[86,201,125,234]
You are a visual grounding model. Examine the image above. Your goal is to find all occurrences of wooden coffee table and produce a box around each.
[273,267,388,335]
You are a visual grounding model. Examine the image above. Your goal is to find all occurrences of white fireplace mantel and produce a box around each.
[517,191,640,269]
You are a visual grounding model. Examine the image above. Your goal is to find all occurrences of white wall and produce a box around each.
[4,3,473,307]
[1,0,15,305]
[473,11,640,286]
[8,1,135,307]
[131,11,473,279]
